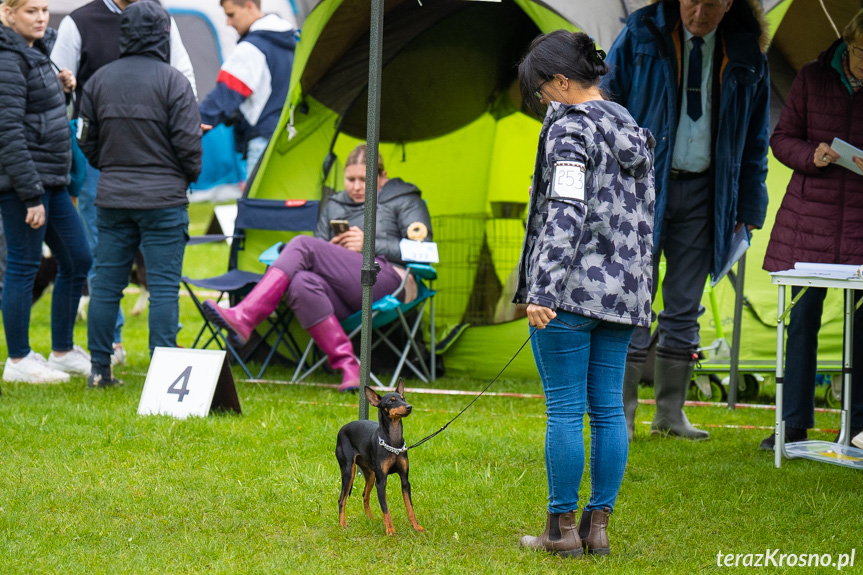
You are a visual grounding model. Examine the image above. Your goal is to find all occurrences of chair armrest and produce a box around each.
[406,263,437,281]
[259,242,285,266]
[187,233,234,246]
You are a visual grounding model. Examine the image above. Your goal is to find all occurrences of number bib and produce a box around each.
[551,161,586,202]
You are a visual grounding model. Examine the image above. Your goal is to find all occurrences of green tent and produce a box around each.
[242,0,857,381]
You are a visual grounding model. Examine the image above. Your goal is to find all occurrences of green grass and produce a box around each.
[1,203,861,574]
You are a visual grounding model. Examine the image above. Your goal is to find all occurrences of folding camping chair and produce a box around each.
[182,198,319,378]
[291,263,437,389]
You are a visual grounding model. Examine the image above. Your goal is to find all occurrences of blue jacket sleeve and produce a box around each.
[736,56,770,229]
[198,82,247,128]
[602,28,635,107]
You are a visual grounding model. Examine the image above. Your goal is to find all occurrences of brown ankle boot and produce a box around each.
[577,507,610,556]
[519,511,583,557]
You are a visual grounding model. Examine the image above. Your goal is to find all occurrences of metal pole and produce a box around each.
[775,284,785,469]
[727,252,746,409]
[359,0,385,421]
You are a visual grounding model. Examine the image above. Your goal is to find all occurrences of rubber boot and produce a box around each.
[202,267,289,348]
[651,345,709,440]
[577,507,611,556]
[623,350,647,443]
[520,511,583,558]
[307,315,360,392]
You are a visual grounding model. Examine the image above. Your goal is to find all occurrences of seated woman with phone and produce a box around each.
[203,144,432,392]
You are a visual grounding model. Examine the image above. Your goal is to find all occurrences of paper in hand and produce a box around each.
[830,138,863,176]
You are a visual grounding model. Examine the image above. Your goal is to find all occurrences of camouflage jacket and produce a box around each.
[513,100,656,327]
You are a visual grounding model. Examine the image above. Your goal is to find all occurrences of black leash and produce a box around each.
[406,329,536,451]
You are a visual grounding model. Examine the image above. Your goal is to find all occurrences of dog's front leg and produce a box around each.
[399,465,424,532]
[375,475,395,535]
[361,469,376,519]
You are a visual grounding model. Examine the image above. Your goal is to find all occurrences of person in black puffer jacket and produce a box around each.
[0,0,92,385]
[78,1,202,388]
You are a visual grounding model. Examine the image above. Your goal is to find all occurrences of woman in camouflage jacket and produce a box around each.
[514,30,655,558]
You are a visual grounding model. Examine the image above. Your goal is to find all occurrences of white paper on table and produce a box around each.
[773,262,863,281]
[830,138,863,176]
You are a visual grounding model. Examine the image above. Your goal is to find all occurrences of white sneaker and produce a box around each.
[111,343,126,367]
[48,345,92,376]
[853,430,863,450]
[3,351,71,383]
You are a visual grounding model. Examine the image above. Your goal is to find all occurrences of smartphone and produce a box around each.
[330,219,350,235]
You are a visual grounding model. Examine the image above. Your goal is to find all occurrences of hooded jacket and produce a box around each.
[78,1,201,209]
[0,25,71,206]
[603,0,770,280]
[316,178,433,266]
[513,100,656,328]
[763,39,863,272]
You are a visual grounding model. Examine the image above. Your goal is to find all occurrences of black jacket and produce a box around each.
[0,26,72,207]
[316,178,433,266]
[79,2,201,209]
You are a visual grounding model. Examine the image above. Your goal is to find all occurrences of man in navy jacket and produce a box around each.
[603,0,770,441]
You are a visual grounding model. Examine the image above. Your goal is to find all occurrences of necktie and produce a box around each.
[687,37,704,121]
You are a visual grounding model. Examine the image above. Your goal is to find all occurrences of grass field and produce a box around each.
[0,203,860,574]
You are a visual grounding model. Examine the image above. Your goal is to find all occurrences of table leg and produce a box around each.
[775,285,785,468]
[839,289,853,446]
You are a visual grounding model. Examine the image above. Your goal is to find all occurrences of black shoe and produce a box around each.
[759,427,807,451]
[87,364,124,389]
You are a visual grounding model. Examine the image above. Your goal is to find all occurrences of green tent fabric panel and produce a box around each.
[486,111,541,204]
[765,0,793,35]
[251,97,339,201]
[332,113,497,216]
[514,0,577,35]
[442,318,540,381]
[285,0,344,110]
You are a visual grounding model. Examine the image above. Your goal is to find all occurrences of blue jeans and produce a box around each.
[78,162,124,343]
[0,188,91,357]
[784,286,863,430]
[87,206,188,366]
[531,311,634,514]
[245,136,268,181]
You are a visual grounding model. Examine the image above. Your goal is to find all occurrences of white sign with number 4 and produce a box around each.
[138,348,227,419]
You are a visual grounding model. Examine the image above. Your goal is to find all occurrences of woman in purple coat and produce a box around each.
[760,10,863,450]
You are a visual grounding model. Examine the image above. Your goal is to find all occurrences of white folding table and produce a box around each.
[770,267,863,469]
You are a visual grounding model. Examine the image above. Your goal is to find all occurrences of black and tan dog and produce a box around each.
[336,379,424,535]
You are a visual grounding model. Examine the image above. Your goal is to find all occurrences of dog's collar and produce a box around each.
[378,435,408,454]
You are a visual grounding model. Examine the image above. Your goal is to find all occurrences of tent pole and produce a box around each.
[359,0,385,421]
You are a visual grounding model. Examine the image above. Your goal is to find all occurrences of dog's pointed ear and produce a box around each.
[396,378,405,397]
[364,385,381,406]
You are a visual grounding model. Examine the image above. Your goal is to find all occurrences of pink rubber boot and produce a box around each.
[307,315,360,392]
[202,268,289,348]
